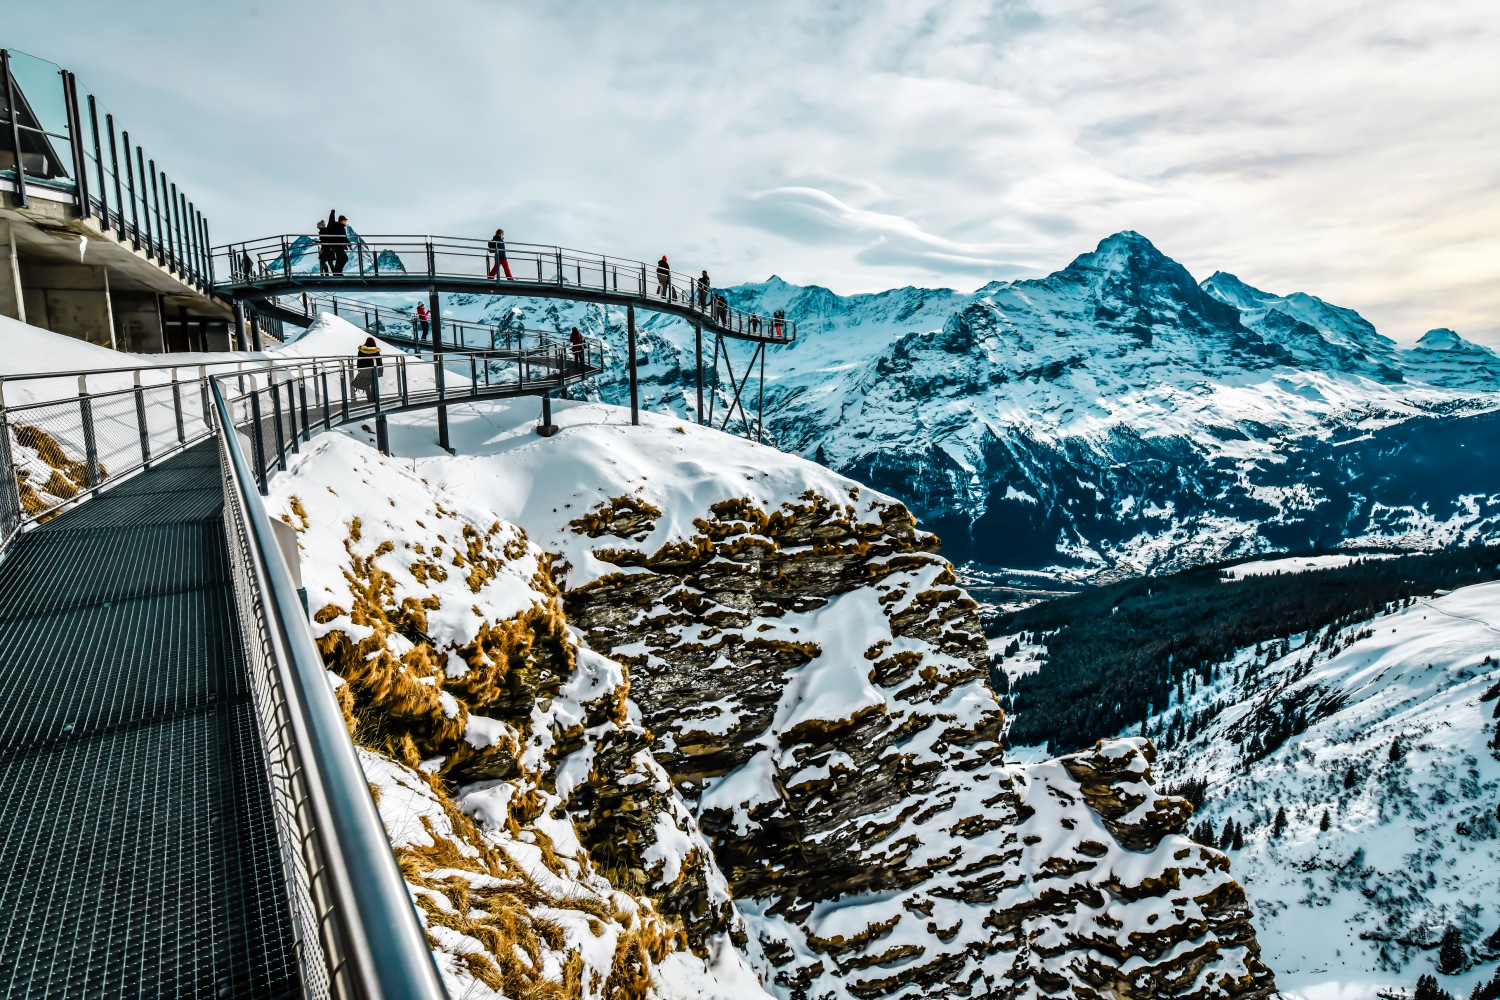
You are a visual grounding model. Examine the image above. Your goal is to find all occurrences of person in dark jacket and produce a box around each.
[316,220,334,274]
[569,326,586,368]
[655,255,673,299]
[712,293,729,324]
[487,228,513,279]
[326,211,350,274]
[749,312,762,335]
[354,336,382,401]
[697,270,710,310]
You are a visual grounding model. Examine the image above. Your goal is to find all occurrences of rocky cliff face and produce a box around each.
[553,473,1276,997]
[269,433,769,1000]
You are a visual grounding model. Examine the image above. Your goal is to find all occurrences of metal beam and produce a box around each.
[62,71,89,219]
[430,287,450,452]
[694,321,703,425]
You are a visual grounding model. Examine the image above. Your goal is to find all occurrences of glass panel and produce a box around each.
[5,51,73,184]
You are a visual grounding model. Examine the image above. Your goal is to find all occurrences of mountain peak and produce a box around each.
[1415,327,1463,351]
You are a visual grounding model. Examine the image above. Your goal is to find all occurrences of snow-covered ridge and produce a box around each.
[424,231,1500,581]
[1142,581,1500,999]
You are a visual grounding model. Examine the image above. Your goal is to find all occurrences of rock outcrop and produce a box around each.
[563,487,1277,998]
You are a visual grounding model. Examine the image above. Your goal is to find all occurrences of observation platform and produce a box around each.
[212,235,797,346]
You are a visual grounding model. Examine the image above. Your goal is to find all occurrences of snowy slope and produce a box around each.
[246,369,1286,996]
[1141,582,1500,999]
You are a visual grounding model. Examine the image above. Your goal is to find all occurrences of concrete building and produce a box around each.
[0,47,233,353]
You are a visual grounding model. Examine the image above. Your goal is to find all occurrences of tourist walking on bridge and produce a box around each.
[316,219,334,274]
[570,326,586,369]
[697,270,710,310]
[656,255,673,299]
[354,336,382,401]
[416,303,431,344]
[488,228,513,279]
[325,211,351,274]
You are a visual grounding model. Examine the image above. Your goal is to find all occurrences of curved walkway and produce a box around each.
[211,236,798,345]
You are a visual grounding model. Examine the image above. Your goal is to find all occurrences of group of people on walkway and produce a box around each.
[316,211,351,274]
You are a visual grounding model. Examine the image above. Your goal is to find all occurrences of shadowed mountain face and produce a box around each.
[437,232,1500,580]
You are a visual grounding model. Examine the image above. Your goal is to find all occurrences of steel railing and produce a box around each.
[274,289,599,357]
[214,235,797,343]
[213,379,448,1000]
[0,339,601,544]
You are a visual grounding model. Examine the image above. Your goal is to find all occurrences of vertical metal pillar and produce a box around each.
[1,51,29,209]
[627,303,639,426]
[538,392,557,437]
[149,160,164,264]
[694,321,703,425]
[135,146,151,253]
[430,287,450,451]
[78,377,99,488]
[62,72,89,219]
[758,341,766,444]
[232,301,249,351]
[87,97,108,229]
[250,307,264,352]
[248,390,268,493]
[106,115,125,242]
[120,131,140,248]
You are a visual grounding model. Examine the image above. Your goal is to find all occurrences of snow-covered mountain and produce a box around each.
[259,333,1282,998]
[1136,570,1500,999]
[434,232,1500,582]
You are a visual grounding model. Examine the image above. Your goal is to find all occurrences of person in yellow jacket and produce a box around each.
[354,337,382,402]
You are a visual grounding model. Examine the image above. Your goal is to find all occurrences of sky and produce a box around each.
[8,0,1499,343]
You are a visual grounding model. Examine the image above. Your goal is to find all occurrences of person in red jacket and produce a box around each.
[569,326,586,369]
[415,303,431,344]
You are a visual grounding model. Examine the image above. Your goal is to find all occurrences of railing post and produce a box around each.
[171,368,186,444]
[199,366,212,428]
[398,356,409,408]
[469,356,478,399]
[248,389,268,494]
[63,71,90,220]
[0,392,23,539]
[298,375,310,445]
[270,379,286,471]
[555,248,563,284]
[88,97,108,230]
[339,361,349,422]
[78,376,99,488]
[121,130,141,249]
[426,240,435,282]
[133,371,152,465]
[321,370,332,430]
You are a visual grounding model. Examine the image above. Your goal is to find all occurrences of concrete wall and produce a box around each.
[112,291,164,353]
[17,260,116,348]
[0,220,23,323]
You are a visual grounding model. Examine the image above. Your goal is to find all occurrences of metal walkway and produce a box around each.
[0,440,301,999]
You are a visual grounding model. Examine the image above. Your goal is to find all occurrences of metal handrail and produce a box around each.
[213,234,798,344]
[212,378,449,1000]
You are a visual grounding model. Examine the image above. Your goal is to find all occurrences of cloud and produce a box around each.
[727,187,1027,278]
[6,0,1497,342]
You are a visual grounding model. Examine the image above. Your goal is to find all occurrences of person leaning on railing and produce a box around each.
[354,337,382,400]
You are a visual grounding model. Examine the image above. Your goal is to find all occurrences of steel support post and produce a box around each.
[250,307,264,352]
[78,385,99,488]
[695,322,704,424]
[249,390,268,493]
[232,300,250,351]
[1,52,29,209]
[0,408,22,540]
[759,343,766,443]
[63,72,89,219]
[321,371,332,430]
[627,303,639,425]
[133,374,151,464]
[431,288,450,452]
[171,371,185,444]
[88,97,107,229]
[538,392,557,437]
[106,116,125,243]
[270,381,286,471]
[136,147,151,251]
[121,130,140,248]
[298,376,310,444]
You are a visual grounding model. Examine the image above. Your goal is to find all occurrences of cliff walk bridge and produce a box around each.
[213,235,797,443]
[0,339,600,1000]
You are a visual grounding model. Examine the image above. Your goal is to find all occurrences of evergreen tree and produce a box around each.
[1416,973,1454,1000]
[1231,823,1244,851]
[1390,737,1404,762]
[1437,925,1466,975]
[1484,924,1500,955]
[1475,968,1500,1000]
[1273,805,1287,838]
[1218,820,1235,851]
[1319,809,1331,832]
[1343,764,1359,789]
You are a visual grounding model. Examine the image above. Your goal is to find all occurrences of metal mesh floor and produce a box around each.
[0,441,301,999]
